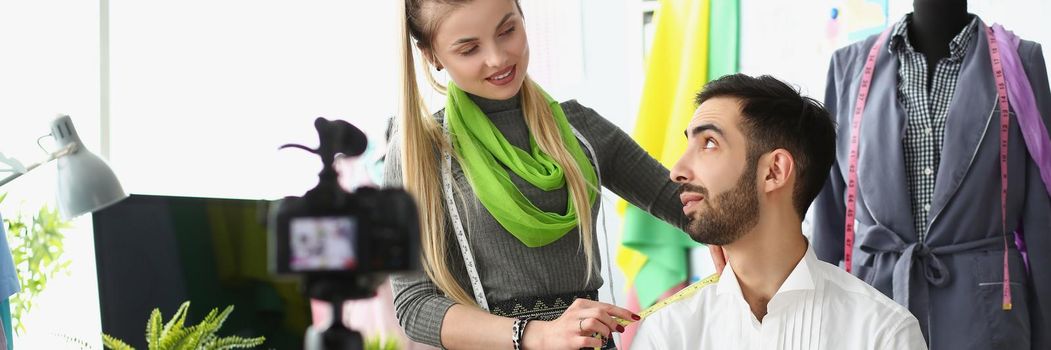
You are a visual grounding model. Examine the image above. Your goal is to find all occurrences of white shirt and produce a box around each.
[632,244,927,350]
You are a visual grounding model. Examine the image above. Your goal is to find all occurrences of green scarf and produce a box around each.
[445,82,598,247]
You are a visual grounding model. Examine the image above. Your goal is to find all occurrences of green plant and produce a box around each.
[364,335,400,350]
[103,301,265,350]
[0,193,73,335]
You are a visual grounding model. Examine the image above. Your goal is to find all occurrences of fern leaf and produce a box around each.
[147,308,163,350]
[162,301,191,338]
[209,305,235,332]
[103,333,136,350]
[192,307,222,342]
[195,305,233,343]
[158,323,193,350]
[199,333,218,349]
[211,335,266,349]
[177,322,215,350]
[199,307,220,327]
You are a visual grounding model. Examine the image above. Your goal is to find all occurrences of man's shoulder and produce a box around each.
[812,259,916,322]
[639,275,723,327]
[631,280,720,349]
[815,261,926,349]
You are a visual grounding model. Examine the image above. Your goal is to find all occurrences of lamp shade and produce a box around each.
[51,115,127,219]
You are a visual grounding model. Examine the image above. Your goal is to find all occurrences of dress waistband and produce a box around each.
[489,290,598,320]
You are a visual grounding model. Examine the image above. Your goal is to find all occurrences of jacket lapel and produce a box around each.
[857,32,919,242]
[928,21,997,229]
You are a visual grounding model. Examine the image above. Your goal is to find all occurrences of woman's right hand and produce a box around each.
[521,298,639,349]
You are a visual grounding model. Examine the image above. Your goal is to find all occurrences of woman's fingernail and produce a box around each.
[616,325,625,332]
[632,314,641,320]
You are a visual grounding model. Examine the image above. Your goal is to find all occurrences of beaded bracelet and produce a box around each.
[511,318,531,350]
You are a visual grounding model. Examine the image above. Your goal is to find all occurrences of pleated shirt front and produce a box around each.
[633,245,927,350]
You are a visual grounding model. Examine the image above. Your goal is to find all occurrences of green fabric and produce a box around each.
[708,0,740,78]
[1,298,10,350]
[445,82,597,247]
[622,206,701,307]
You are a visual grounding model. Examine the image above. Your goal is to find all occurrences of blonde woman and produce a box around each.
[388,0,688,348]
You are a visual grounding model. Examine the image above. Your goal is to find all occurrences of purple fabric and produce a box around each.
[994,24,1051,196]
[993,23,1051,273]
[1015,226,1029,273]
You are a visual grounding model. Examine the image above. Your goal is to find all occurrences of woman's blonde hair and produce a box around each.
[400,0,596,307]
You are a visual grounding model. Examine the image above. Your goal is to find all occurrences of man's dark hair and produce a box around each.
[695,74,836,218]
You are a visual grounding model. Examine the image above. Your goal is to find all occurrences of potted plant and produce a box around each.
[102,301,264,350]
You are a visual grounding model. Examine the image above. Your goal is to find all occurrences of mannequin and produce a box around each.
[910,0,970,88]
[813,2,1051,348]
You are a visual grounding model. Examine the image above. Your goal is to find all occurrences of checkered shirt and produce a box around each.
[889,14,979,240]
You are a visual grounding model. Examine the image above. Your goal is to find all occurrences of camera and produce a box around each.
[271,181,419,279]
[269,117,420,350]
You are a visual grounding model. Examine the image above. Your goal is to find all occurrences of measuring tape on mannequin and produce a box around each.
[987,23,1014,311]
[844,23,1013,311]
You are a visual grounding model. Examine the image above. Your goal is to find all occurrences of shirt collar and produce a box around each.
[889,13,979,62]
[716,242,817,298]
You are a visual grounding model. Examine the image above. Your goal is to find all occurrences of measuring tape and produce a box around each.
[843,28,891,274]
[986,23,1013,311]
[613,272,721,327]
[844,23,1013,311]
[586,273,719,349]
[440,114,605,311]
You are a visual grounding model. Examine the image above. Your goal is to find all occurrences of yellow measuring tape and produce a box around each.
[593,273,721,349]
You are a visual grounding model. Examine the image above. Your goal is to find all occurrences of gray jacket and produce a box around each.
[812,20,1051,349]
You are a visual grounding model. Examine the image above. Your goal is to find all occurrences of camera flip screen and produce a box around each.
[289,216,358,271]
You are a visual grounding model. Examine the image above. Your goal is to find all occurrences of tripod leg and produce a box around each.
[322,298,365,350]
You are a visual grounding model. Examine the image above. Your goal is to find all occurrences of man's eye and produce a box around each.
[703,138,717,149]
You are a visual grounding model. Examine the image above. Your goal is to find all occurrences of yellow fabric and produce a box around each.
[616,0,712,285]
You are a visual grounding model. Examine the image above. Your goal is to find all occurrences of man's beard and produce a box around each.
[680,163,760,246]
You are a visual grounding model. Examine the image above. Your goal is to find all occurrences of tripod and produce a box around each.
[305,275,384,350]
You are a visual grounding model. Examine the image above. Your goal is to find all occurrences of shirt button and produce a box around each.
[924,203,931,211]
[924,127,933,135]
[924,167,933,176]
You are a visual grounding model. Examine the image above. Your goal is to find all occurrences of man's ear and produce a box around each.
[760,149,794,194]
